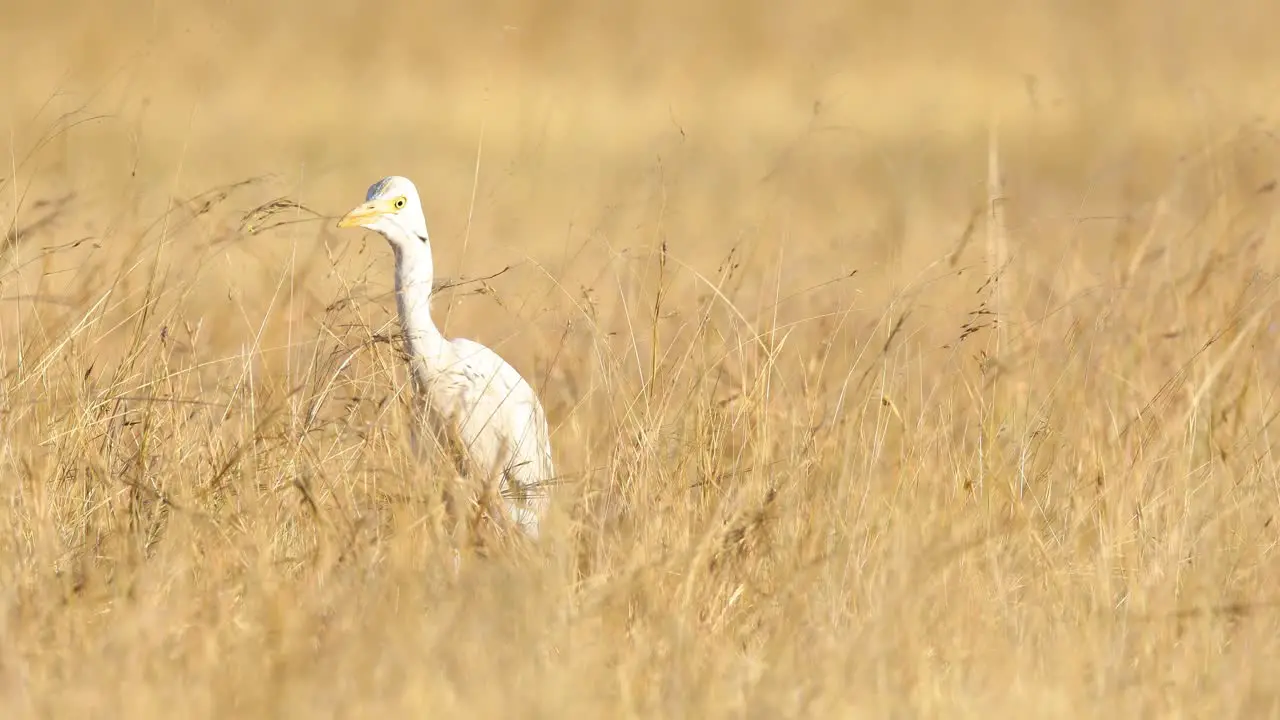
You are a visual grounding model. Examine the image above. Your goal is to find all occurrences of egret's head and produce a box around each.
[336,175,429,245]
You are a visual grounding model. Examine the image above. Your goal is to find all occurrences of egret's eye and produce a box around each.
[393,196,407,210]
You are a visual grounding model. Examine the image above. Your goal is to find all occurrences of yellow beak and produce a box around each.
[336,198,397,228]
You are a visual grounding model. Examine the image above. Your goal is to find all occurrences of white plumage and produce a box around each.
[337,176,553,540]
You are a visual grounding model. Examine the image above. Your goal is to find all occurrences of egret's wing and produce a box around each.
[446,338,554,489]
[438,338,553,538]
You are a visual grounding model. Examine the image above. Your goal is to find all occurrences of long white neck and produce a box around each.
[391,238,450,382]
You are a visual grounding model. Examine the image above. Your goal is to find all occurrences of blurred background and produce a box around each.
[5,0,1279,235]
[2,0,1280,388]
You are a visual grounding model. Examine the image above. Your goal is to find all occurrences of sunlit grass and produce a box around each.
[2,1,1280,717]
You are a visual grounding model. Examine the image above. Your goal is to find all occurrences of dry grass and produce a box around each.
[3,1,1280,716]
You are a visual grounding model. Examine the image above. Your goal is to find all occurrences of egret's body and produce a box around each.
[337,176,552,539]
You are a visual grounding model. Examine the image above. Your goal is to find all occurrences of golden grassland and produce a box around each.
[3,1,1280,716]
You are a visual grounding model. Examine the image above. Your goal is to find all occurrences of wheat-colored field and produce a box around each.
[3,1,1280,716]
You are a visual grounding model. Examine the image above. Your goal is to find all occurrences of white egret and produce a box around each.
[336,175,553,541]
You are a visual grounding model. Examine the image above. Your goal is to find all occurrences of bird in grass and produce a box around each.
[336,175,553,541]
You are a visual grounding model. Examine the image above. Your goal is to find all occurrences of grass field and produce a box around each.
[3,1,1280,716]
